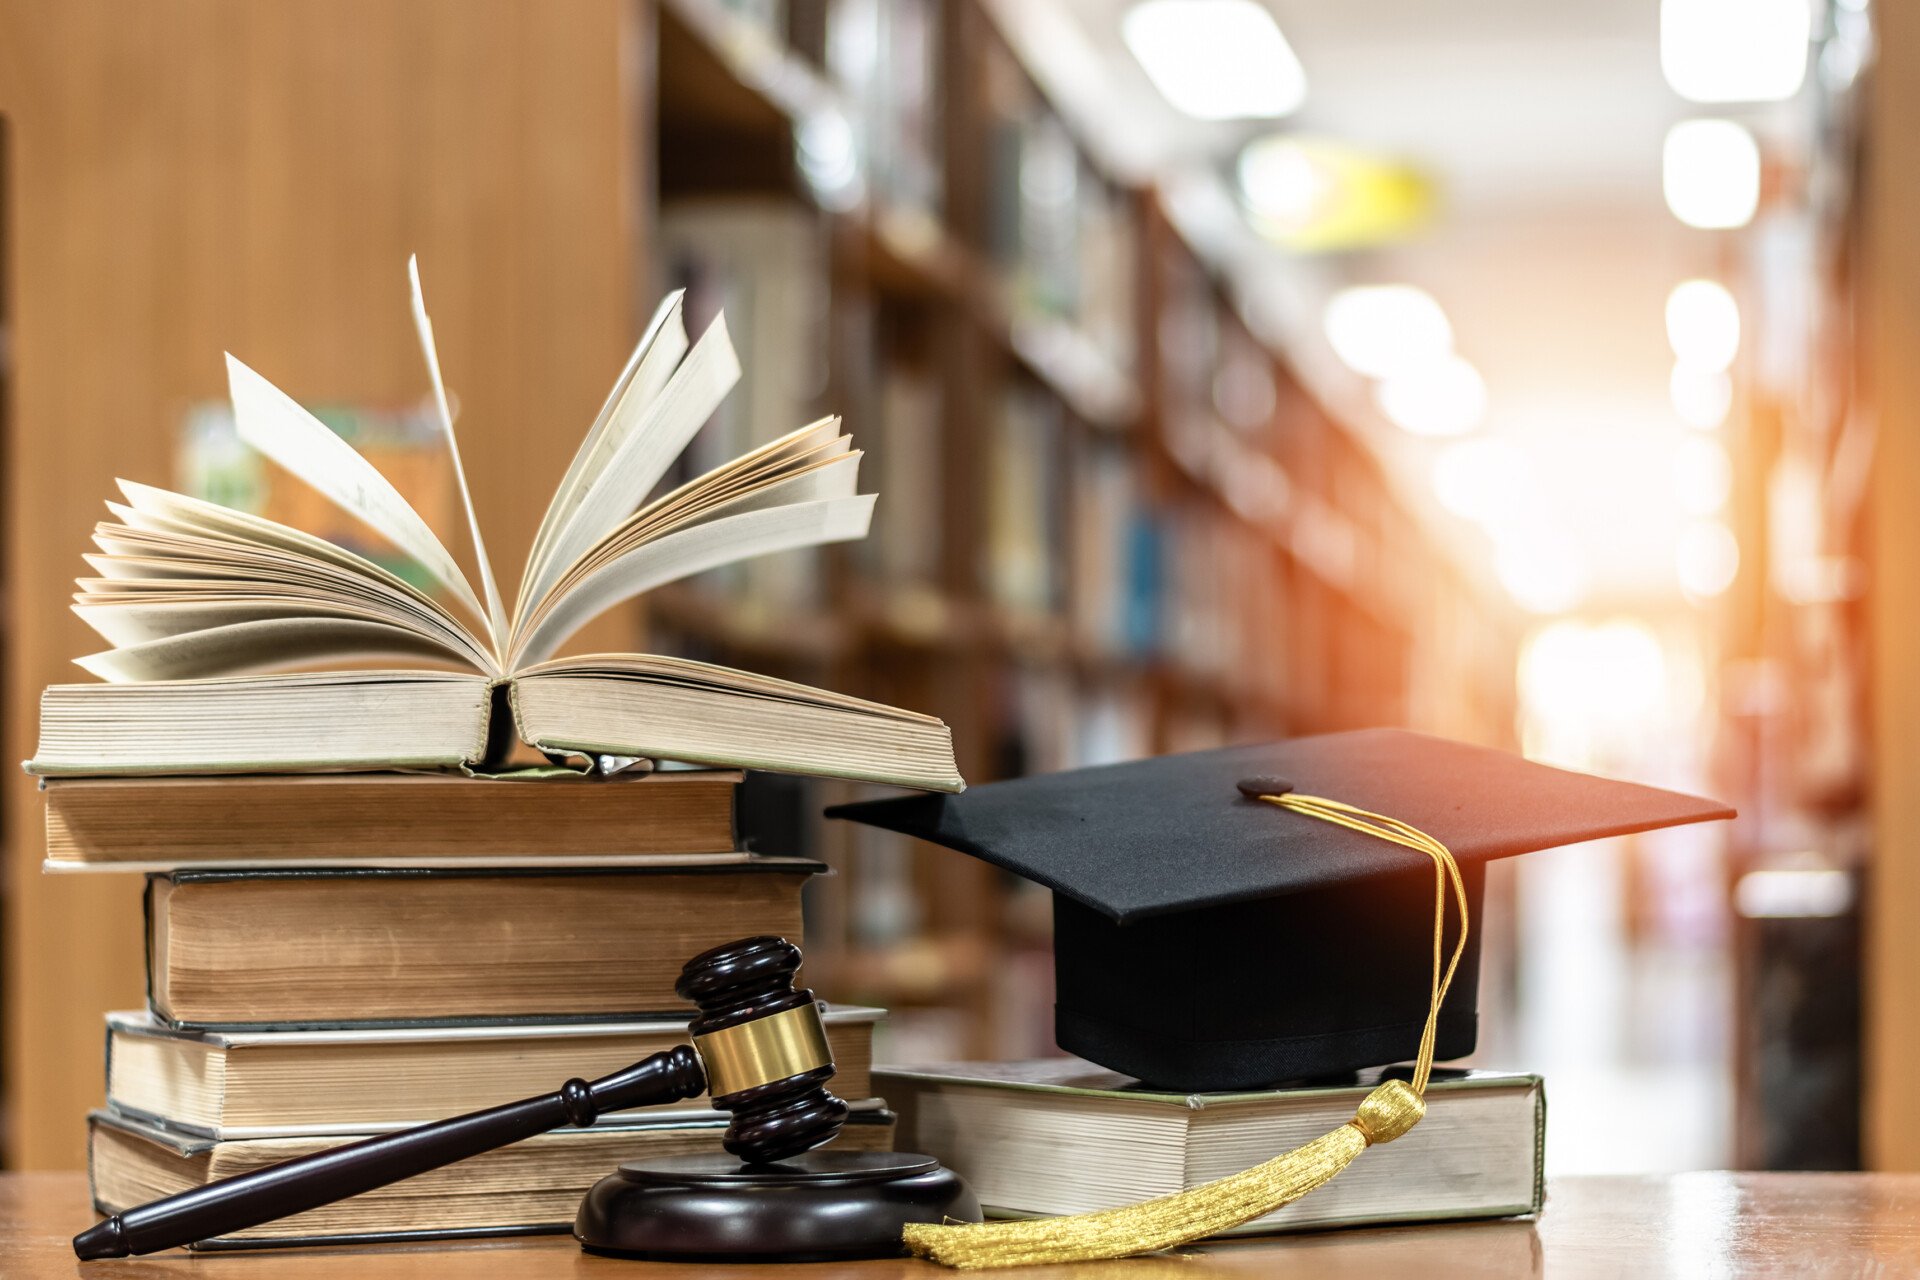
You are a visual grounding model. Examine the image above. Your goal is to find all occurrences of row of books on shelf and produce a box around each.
[684,0,1137,376]
[652,192,1299,690]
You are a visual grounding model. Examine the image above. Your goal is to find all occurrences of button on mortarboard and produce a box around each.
[828,728,1734,1091]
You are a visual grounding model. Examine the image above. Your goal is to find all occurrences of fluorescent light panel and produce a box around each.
[1662,0,1810,103]
[1670,363,1732,429]
[1322,285,1453,380]
[1374,354,1486,438]
[1123,0,1307,121]
[1664,119,1761,229]
[1666,280,1741,373]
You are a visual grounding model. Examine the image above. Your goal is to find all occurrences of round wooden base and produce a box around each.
[573,1150,981,1262]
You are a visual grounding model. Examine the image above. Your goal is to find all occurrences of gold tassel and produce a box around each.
[903,792,1469,1270]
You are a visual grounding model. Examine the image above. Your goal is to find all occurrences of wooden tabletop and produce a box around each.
[6,1172,1919,1278]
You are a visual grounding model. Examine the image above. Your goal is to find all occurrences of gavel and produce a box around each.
[73,936,847,1259]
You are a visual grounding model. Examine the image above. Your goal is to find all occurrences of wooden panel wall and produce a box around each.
[0,0,646,1168]
[1867,0,1920,1172]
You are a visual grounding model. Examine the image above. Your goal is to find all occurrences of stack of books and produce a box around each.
[24,271,964,1248]
[48,770,896,1249]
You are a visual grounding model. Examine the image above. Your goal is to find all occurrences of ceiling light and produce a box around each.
[1237,137,1434,252]
[1663,119,1762,229]
[1666,280,1741,373]
[1670,362,1732,429]
[1322,285,1453,380]
[1239,139,1334,232]
[1677,518,1740,597]
[1123,0,1308,121]
[1672,437,1733,514]
[1374,355,1486,437]
[1661,0,1810,103]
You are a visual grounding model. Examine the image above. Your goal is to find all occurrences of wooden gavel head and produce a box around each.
[676,936,849,1164]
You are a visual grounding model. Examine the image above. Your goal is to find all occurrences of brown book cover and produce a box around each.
[43,770,742,871]
[144,864,819,1029]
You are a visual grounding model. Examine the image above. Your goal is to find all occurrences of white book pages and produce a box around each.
[513,494,875,667]
[518,291,689,620]
[72,601,462,653]
[546,444,859,603]
[518,314,741,618]
[225,354,491,646]
[74,617,473,683]
[33,672,492,776]
[408,256,506,658]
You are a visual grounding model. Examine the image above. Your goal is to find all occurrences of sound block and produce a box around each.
[574,1150,981,1262]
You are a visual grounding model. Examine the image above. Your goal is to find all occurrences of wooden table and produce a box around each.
[6,1172,1918,1278]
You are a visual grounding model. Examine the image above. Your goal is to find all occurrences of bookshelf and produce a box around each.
[0,0,653,1168]
[643,0,1516,1061]
[0,0,1519,1165]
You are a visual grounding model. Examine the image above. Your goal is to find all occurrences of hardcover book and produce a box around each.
[143,864,818,1028]
[90,1105,897,1248]
[878,1059,1545,1236]
[105,1007,881,1139]
[27,264,961,792]
[42,770,742,871]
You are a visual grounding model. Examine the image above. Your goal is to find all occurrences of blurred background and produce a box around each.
[2,0,1914,1183]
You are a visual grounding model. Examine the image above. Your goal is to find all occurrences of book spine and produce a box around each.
[141,876,158,1020]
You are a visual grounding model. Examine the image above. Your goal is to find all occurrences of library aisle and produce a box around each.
[1,0,1914,1201]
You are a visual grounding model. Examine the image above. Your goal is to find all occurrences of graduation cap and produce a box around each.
[832,729,1735,1268]
[828,728,1734,1093]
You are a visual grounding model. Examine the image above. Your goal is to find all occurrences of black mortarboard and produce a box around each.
[828,728,1734,1092]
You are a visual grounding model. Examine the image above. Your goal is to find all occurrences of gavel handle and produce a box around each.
[73,1044,707,1259]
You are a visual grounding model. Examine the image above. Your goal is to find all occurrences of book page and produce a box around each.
[224,354,491,648]
[73,598,477,663]
[73,617,472,683]
[83,546,486,663]
[553,437,856,593]
[517,315,741,619]
[512,495,874,668]
[516,449,862,655]
[522,651,944,721]
[408,257,506,658]
[101,484,492,667]
[112,482,468,626]
[589,419,848,552]
[516,291,689,621]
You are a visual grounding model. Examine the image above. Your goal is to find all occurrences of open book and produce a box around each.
[28,261,961,791]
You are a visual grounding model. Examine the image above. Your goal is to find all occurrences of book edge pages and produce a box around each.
[104,1003,886,1046]
[49,852,759,875]
[96,1097,893,1143]
[873,1063,1545,1108]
